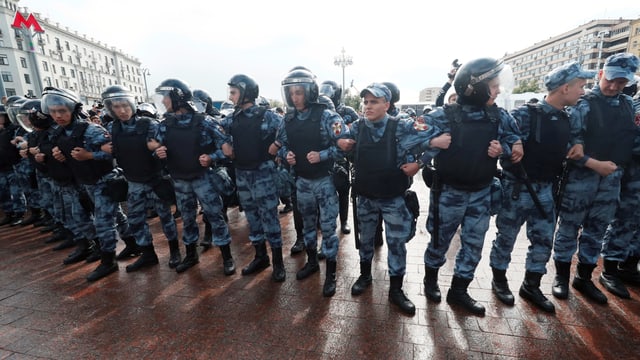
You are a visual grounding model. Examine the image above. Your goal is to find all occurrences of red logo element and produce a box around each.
[11,12,44,33]
[332,122,342,136]
[413,117,429,131]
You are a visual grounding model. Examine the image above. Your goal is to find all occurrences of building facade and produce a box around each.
[0,0,146,105]
[502,18,639,91]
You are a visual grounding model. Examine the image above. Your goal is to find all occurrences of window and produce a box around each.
[20,57,26,68]
[70,69,75,78]
[26,90,34,98]
[42,61,48,71]
[24,74,30,84]
[61,67,66,76]
[5,88,16,96]
[52,64,56,74]
[2,71,12,82]
[65,41,70,50]
[0,54,8,65]
[44,77,51,86]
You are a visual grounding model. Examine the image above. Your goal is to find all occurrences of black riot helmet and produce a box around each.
[453,57,504,106]
[18,99,53,131]
[101,85,137,120]
[227,74,259,106]
[381,82,400,104]
[154,78,195,113]
[281,68,318,109]
[41,86,83,117]
[319,80,342,108]
[193,89,214,113]
[405,107,416,117]
[317,94,336,111]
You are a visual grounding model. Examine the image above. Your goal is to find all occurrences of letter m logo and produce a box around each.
[11,12,44,33]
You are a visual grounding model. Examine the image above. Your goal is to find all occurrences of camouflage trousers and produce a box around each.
[424,184,491,280]
[127,181,178,247]
[554,166,622,265]
[357,195,411,277]
[235,161,282,248]
[489,178,555,274]
[296,175,339,261]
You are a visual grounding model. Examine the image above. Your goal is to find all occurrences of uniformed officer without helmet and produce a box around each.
[543,61,596,91]
[359,83,392,103]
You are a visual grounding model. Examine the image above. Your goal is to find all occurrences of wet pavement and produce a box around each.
[1,177,640,359]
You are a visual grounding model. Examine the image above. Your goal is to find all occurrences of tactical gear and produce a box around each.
[491,267,515,306]
[228,74,259,106]
[241,242,270,275]
[552,260,571,299]
[519,271,555,313]
[155,78,195,113]
[175,244,199,273]
[271,247,285,282]
[116,236,141,260]
[423,265,441,302]
[447,276,485,316]
[281,69,318,108]
[323,260,337,297]
[389,275,415,315]
[319,80,342,108]
[63,238,95,265]
[618,256,640,284]
[168,240,181,269]
[599,259,630,299]
[219,244,236,276]
[101,85,137,119]
[125,245,159,272]
[351,261,373,296]
[86,251,118,282]
[296,248,320,280]
[453,57,504,106]
[290,237,305,255]
[572,262,607,304]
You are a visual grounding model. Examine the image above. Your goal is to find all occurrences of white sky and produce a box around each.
[20,0,639,103]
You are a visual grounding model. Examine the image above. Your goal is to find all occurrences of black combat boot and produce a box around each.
[323,260,337,297]
[85,239,101,263]
[519,271,555,313]
[125,245,159,273]
[618,256,640,285]
[63,238,95,265]
[20,207,41,226]
[491,267,514,305]
[447,276,485,316]
[423,265,441,303]
[242,242,270,275]
[33,211,52,227]
[552,260,571,299]
[10,212,24,226]
[86,251,118,282]
[116,236,141,260]
[389,275,415,315]
[52,234,76,251]
[0,212,14,226]
[290,237,305,255]
[176,244,199,273]
[351,261,373,295]
[219,244,236,276]
[296,248,320,280]
[271,247,285,282]
[168,240,181,269]
[599,259,630,299]
[340,222,351,235]
[44,225,66,244]
[572,262,607,304]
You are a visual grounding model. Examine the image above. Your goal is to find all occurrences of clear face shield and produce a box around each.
[319,83,336,99]
[193,98,207,113]
[152,91,170,116]
[104,96,136,121]
[281,83,311,109]
[16,112,33,132]
[7,104,22,125]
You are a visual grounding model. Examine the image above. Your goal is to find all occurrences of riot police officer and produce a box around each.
[101,85,180,272]
[272,68,349,297]
[420,58,522,316]
[148,79,235,276]
[220,74,285,282]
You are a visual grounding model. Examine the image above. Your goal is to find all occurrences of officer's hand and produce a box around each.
[28,146,39,155]
[222,142,234,158]
[199,154,212,167]
[155,145,167,159]
[430,133,451,149]
[19,148,28,158]
[338,138,355,152]
[401,162,420,177]
[71,147,92,161]
[487,140,503,158]
[101,142,113,154]
[511,142,524,163]
[10,136,24,146]
[268,143,279,156]
[586,159,617,177]
[52,146,66,162]
[35,153,45,163]
[566,144,584,160]
[286,151,296,166]
[306,151,320,164]
[147,138,161,151]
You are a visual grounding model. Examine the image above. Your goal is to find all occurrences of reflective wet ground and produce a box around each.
[1,177,640,359]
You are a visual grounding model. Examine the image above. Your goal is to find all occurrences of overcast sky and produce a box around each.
[21,0,639,104]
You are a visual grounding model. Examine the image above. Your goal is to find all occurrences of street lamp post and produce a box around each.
[595,30,610,71]
[334,47,353,101]
[141,68,150,102]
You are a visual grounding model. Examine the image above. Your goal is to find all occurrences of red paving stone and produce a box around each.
[1,177,640,359]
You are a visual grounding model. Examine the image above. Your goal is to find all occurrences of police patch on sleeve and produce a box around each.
[332,122,343,136]
[413,117,428,131]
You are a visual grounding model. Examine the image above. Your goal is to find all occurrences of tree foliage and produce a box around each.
[513,79,541,94]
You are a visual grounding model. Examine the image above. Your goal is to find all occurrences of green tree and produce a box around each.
[513,79,541,94]
[344,93,361,113]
